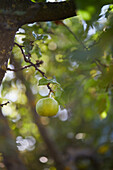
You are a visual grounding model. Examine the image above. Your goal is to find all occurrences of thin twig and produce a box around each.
[14,42,54,93]
[14,42,45,75]
[47,83,55,94]
[0,101,10,107]
[14,42,31,62]
[7,64,32,71]
[59,21,87,49]
[95,59,108,67]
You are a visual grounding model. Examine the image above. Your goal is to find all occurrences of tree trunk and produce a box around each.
[0,25,16,84]
[0,19,27,170]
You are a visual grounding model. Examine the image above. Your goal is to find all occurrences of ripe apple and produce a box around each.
[36,97,59,117]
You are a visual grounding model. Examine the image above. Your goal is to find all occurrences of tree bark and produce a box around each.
[0,26,17,84]
[21,1,76,24]
[0,14,27,170]
[0,1,76,26]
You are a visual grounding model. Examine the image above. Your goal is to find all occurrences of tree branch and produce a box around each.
[20,1,76,25]
[13,42,54,94]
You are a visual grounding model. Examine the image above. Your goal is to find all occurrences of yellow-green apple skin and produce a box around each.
[36,97,59,116]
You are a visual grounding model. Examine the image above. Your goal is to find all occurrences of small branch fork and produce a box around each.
[7,42,54,94]
[14,43,45,77]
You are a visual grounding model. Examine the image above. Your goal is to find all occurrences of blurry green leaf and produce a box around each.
[54,87,65,106]
[55,87,63,98]
[84,78,98,90]
[76,0,113,23]
[32,31,37,39]
[70,48,91,63]
[39,77,60,86]
[32,32,48,41]
[96,93,110,114]
[32,44,42,58]
[23,38,33,54]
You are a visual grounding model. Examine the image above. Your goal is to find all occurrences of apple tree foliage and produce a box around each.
[1,0,113,169]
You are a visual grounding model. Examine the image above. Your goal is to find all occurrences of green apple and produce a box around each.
[36,97,59,116]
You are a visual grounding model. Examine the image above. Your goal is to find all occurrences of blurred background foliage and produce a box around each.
[1,0,113,169]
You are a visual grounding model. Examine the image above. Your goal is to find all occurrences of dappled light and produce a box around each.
[0,0,113,169]
[16,136,36,151]
[39,156,48,163]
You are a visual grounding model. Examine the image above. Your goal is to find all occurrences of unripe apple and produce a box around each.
[36,97,59,117]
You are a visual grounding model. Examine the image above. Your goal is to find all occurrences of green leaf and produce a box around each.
[32,32,48,41]
[95,93,110,114]
[32,44,42,58]
[23,39,33,54]
[38,77,60,86]
[70,48,91,63]
[54,87,65,106]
